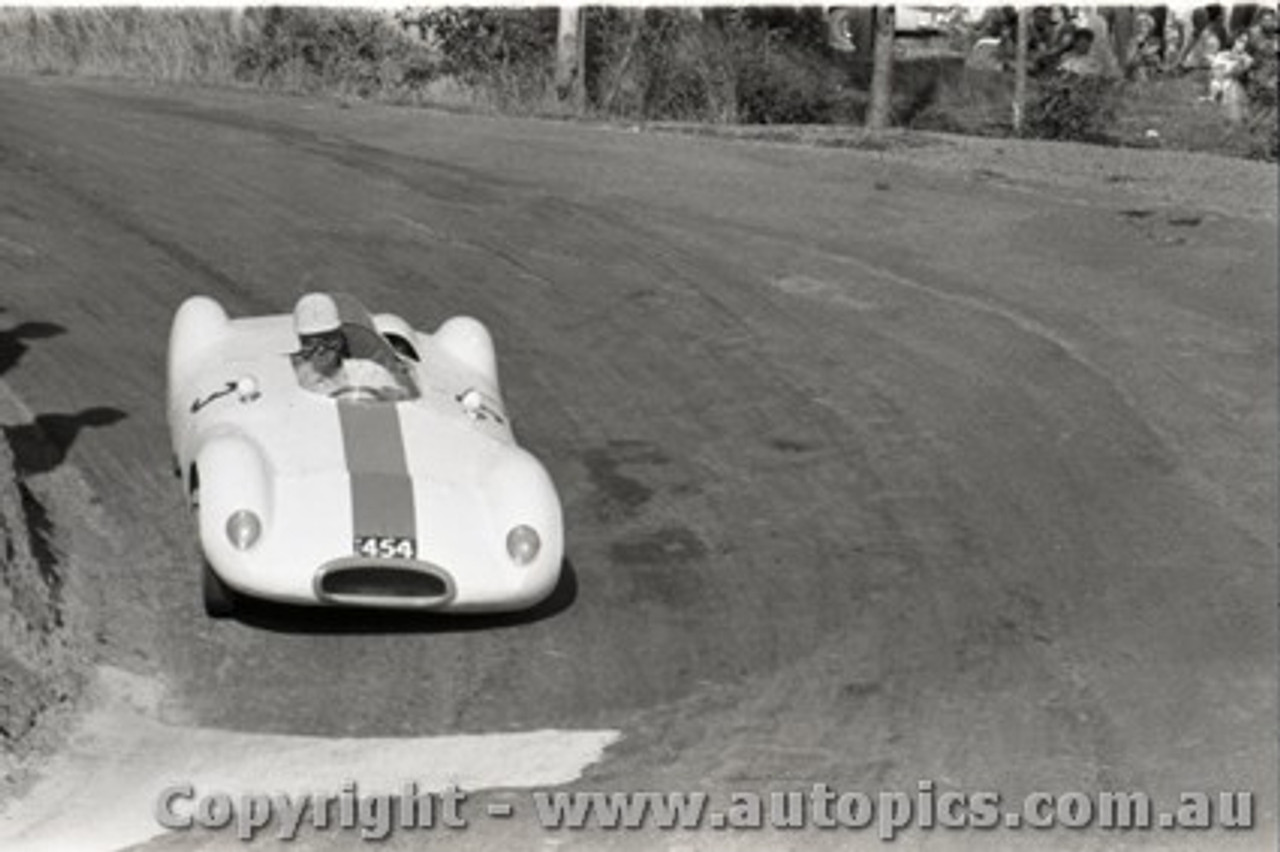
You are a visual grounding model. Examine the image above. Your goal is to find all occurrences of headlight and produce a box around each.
[506,525,540,565]
[226,510,262,550]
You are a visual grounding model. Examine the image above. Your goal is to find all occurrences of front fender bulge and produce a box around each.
[195,435,273,560]
[482,448,564,571]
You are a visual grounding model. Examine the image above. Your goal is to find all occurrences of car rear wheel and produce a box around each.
[202,560,235,618]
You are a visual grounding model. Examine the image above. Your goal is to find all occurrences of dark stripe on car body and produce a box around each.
[337,401,417,543]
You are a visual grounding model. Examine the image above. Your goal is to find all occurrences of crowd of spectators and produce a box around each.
[964,4,1278,124]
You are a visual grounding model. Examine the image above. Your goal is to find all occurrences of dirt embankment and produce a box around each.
[0,421,78,791]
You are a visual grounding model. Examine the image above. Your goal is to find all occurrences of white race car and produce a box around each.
[166,292,563,617]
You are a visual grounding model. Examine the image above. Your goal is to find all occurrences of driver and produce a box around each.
[292,293,400,398]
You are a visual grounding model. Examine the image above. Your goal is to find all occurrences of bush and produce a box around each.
[586,9,735,122]
[418,8,556,110]
[735,40,843,124]
[586,8,842,124]
[725,8,844,124]
[906,64,1013,135]
[234,8,433,97]
[1244,41,1277,160]
[632,10,722,121]
[1024,72,1119,143]
[1243,103,1277,160]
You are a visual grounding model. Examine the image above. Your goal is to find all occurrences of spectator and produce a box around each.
[966,9,1017,73]
[1248,7,1278,56]
[1162,16,1187,73]
[1245,8,1278,120]
[1198,4,1231,49]
[1073,8,1122,77]
[1186,27,1223,71]
[1209,33,1255,122]
[1060,27,1105,77]
[1033,5,1078,74]
[1182,11,1229,71]
[1124,10,1163,82]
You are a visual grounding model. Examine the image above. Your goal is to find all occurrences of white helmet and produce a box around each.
[294,293,341,337]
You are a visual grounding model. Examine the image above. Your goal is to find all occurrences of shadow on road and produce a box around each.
[229,557,580,635]
[3,407,129,477]
[0,319,65,376]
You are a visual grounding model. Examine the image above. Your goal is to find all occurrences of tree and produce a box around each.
[1013,5,1028,133]
[867,5,895,129]
[555,5,585,111]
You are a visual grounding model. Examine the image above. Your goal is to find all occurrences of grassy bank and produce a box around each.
[0,431,77,779]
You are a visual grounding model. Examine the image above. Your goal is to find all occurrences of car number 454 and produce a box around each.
[355,536,416,560]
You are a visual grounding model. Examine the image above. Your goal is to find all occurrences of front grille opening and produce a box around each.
[320,566,449,599]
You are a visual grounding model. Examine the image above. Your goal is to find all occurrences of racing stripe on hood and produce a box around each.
[337,402,417,544]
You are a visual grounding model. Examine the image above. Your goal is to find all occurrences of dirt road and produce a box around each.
[0,76,1274,851]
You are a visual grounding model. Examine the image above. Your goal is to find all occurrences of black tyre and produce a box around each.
[202,560,235,618]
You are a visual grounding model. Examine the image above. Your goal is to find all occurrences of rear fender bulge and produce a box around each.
[167,296,229,407]
[168,296,230,457]
[431,316,499,385]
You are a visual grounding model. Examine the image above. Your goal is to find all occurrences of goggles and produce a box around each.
[301,332,344,356]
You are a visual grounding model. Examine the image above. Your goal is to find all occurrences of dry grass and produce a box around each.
[0,8,243,83]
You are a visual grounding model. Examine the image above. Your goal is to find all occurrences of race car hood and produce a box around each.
[199,367,555,608]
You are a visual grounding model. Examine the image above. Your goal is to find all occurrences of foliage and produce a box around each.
[233,8,434,96]
[426,10,556,84]
[1244,40,1278,160]
[1024,72,1120,143]
[734,34,845,124]
[414,8,556,109]
[908,67,1015,136]
[593,9,715,120]
[585,7,842,124]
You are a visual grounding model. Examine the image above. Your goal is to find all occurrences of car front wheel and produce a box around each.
[202,560,235,618]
